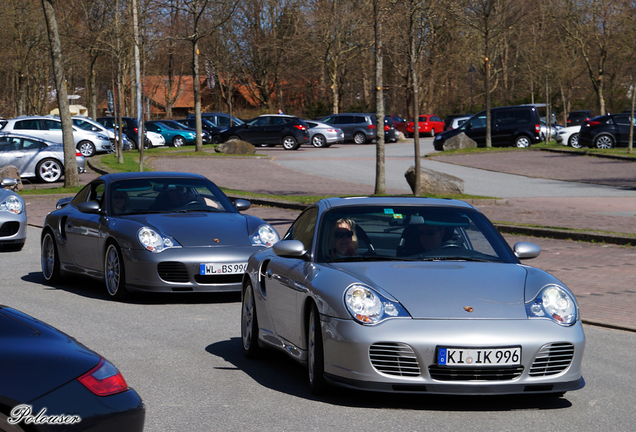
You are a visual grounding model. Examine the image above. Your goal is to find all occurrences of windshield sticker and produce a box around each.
[384,208,394,214]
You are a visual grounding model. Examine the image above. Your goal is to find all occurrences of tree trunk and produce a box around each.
[41,0,78,188]
[410,0,421,196]
[193,39,203,151]
[374,0,385,195]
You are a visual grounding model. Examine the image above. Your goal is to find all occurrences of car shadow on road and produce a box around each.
[206,337,573,411]
[21,271,241,305]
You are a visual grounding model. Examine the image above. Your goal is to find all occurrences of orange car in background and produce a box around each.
[406,115,445,137]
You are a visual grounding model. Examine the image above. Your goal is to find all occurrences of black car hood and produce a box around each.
[0,307,100,403]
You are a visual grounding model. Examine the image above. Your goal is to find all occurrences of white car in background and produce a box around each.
[146,130,166,148]
[72,115,128,152]
[449,116,471,130]
[556,125,582,148]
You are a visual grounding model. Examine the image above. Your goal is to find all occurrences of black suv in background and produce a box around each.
[218,114,309,150]
[567,110,596,126]
[320,113,398,144]
[433,105,542,150]
[177,118,227,144]
[187,112,244,128]
[578,113,635,149]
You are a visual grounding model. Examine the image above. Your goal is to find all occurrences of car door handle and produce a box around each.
[266,269,273,279]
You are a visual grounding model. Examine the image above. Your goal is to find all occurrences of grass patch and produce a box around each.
[493,220,636,238]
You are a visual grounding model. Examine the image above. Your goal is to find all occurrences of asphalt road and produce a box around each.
[2,226,635,432]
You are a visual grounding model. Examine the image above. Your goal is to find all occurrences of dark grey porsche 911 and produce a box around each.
[40,172,279,300]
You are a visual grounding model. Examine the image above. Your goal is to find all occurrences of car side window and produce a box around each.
[431,116,442,122]
[22,138,45,150]
[467,115,487,129]
[71,184,92,206]
[14,120,40,130]
[42,119,62,131]
[250,117,267,127]
[338,115,355,124]
[321,116,335,125]
[284,208,318,251]
[89,183,106,206]
[614,115,630,126]
[269,117,286,125]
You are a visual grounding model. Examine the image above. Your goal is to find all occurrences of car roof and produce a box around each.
[95,171,208,183]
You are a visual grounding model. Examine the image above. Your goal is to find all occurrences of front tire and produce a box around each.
[312,134,327,148]
[569,133,581,148]
[594,134,614,149]
[241,282,262,358]
[172,136,186,147]
[104,243,129,300]
[41,231,62,283]
[36,158,63,183]
[515,135,531,148]
[308,303,328,395]
[353,132,367,144]
[282,135,300,150]
[78,141,96,157]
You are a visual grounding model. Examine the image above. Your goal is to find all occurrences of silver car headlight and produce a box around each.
[344,284,410,325]
[526,284,577,326]
[0,195,24,214]
[137,227,181,252]
[96,134,109,141]
[251,224,279,247]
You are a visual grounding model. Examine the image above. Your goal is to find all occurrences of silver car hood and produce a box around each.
[329,261,528,319]
[131,212,251,247]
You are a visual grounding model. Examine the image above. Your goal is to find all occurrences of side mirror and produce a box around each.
[513,242,541,260]
[1,178,18,189]
[234,199,251,211]
[77,201,101,214]
[273,240,306,258]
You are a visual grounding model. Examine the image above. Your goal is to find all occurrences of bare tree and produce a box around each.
[41,0,79,187]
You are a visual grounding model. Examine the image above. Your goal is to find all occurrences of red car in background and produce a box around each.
[406,115,444,137]
[388,115,408,134]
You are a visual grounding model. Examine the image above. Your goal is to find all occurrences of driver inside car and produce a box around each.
[416,225,445,252]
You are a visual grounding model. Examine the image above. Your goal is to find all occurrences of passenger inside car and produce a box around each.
[326,218,358,258]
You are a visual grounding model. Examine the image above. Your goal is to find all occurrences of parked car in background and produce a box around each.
[578,113,636,149]
[0,133,86,183]
[567,110,596,126]
[448,115,471,130]
[0,115,113,158]
[407,115,445,137]
[0,305,145,431]
[219,114,309,150]
[40,172,279,300]
[304,120,345,148]
[434,105,542,150]
[0,177,26,251]
[241,196,585,396]
[556,125,582,148]
[96,116,151,150]
[540,120,564,141]
[388,115,408,134]
[188,112,244,128]
[154,120,211,144]
[145,121,197,147]
[444,113,472,131]
[320,113,394,144]
[72,115,129,154]
[177,118,227,144]
[145,130,166,148]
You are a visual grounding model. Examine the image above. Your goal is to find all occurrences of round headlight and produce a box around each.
[137,227,180,253]
[527,284,577,325]
[252,224,279,247]
[0,195,24,214]
[344,284,410,325]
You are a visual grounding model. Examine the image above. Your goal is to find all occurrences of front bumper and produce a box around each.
[0,212,27,246]
[321,316,585,395]
[121,244,267,293]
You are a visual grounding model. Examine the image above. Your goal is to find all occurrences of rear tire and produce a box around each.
[353,132,367,144]
[282,135,300,150]
[515,135,531,148]
[594,134,614,149]
[36,158,63,183]
[312,134,327,148]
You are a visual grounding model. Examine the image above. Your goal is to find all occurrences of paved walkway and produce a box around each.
[19,149,636,331]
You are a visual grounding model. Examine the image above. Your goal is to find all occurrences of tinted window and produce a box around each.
[336,115,355,124]
[269,116,286,125]
[14,120,40,130]
[354,116,367,124]
[614,115,632,126]
[494,109,532,126]
[464,114,487,129]
[42,119,62,131]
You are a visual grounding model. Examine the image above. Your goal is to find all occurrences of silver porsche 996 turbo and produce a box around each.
[241,197,585,396]
[40,172,279,300]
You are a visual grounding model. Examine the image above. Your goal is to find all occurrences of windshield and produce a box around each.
[109,177,237,216]
[317,205,517,263]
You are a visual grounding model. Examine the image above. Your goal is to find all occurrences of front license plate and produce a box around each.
[200,262,247,275]
[438,347,521,367]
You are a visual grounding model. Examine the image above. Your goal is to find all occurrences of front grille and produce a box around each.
[369,342,421,377]
[157,262,190,283]
[0,221,20,237]
[194,274,242,284]
[429,365,524,381]
[529,343,575,377]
